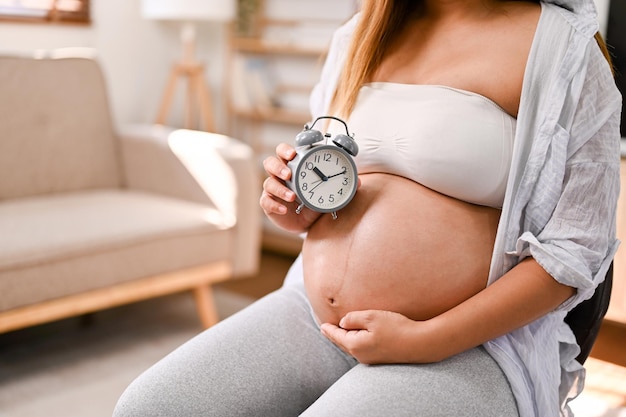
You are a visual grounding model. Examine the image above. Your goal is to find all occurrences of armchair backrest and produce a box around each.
[0,53,122,200]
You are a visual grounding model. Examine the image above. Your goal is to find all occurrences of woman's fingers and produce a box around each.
[262,154,291,182]
[275,142,297,163]
[260,177,296,213]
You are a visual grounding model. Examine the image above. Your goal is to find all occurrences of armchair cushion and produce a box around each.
[0,190,234,311]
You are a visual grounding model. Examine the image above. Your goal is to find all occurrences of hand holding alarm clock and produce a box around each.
[286,116,359,219]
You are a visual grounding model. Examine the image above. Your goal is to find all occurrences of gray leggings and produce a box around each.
[113,282,519,416]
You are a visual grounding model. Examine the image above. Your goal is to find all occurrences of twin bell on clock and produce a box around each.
[286,116,359,220]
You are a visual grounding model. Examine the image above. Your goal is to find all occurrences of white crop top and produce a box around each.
[341,82,516,208]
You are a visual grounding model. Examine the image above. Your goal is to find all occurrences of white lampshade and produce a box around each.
[141,0,236,22]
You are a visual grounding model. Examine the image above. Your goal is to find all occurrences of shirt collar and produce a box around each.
[541,0,600,36]
[542,0,597,19]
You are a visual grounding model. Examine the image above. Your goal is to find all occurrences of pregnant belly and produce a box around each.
[302,173,501,326]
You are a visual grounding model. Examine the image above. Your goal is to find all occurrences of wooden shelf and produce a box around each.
[231,106,310,125]
[275,83,314,94]
[226,0,357,254]
[258,17,346,27]
[231,37,326,56]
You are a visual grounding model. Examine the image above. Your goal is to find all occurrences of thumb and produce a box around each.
[339,310,375,330]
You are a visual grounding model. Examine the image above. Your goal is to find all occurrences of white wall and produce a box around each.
[0,0,230,132]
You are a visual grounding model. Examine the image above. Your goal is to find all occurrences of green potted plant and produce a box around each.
[236,0,261,37]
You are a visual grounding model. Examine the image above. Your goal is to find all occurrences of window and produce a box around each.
[0,0,89,24]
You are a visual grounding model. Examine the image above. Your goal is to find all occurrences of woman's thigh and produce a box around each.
[113,284,357,417]
[301,346,519,417]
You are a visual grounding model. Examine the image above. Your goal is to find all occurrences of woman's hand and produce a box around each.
[260,143,322,233]
[320,258,577,365]
[320,310,440,364]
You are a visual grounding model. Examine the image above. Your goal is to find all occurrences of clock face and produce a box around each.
[293,145,358,212]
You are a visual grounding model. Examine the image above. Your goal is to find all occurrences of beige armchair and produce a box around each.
[0,51,261,333]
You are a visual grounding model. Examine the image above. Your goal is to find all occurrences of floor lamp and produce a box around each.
[142,0,236,132]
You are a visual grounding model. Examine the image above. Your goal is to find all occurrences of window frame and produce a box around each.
[0,0,90,24]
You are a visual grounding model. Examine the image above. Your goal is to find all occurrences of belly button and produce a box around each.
[328,297,336,305]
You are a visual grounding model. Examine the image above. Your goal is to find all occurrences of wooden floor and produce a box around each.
[218,249,626,411]
[592,320,626,367]
[216,250,295,300]
[585,321,626,412]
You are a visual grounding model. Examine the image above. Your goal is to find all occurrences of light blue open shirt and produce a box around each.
[308,1,622,416]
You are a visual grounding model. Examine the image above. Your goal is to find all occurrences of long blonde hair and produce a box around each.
[330,0,414,118]
[330,0,614,117]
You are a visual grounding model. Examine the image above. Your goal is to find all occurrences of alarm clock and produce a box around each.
[286,116,358,219]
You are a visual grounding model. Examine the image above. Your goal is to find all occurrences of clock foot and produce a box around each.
[296,203,305,214]
[331,211,338,220]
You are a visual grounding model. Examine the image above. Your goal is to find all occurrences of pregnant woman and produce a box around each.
[114,0,621,416]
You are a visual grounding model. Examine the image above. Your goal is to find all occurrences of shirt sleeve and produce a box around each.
[513,40,622,311]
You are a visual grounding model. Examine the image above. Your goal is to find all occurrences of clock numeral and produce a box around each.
[342,178,349,185]
[318,196,325,205]
[329,194,335,203]
[324,153,332,162]
[338,189,344,195]
[300,171,307,179]
[305,162,314,170]
[302,183,308,191]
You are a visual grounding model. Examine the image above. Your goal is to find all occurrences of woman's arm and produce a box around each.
[321,257,574,364]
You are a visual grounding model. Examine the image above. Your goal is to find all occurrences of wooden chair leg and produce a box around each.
[193,284,219,328]
[156,66,180,126]
[194,69,215,132]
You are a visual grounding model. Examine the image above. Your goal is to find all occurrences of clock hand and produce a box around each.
[328,169,347,179]
[313,167,328,181]
[306,171,345,197]
[310,180,325,192]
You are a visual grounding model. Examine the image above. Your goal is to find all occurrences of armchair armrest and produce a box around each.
[118,124,261,277]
